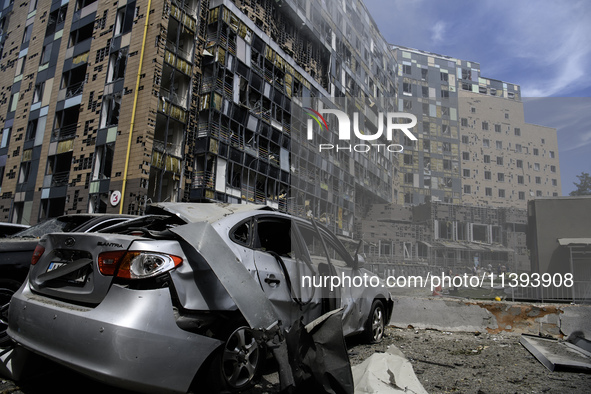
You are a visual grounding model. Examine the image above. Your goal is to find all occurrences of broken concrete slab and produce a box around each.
[352,345,428,394]
[560,305,591,339]
[520,334,591,373]
[389,297,497,332]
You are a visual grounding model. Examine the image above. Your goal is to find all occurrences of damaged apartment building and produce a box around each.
[0,0,399,236]
[360,201,530,274]
[0,0,561,264]
[391,46,561,210]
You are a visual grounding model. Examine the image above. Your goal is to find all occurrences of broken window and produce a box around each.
[485,187,492,197]
[498,189,505,198]
[18,160,32,184]
[440,72,448,82]
[46,5,68,36]
[69,21,94,47]
[92,144,114,180]
[100,94,122,128]
[518,175,524,184]
[40,42,53,65]
[33,82,45,104]
[114,2,136,36]
[517,160,523,168]
[22,25,33,44]
[484,155,490,164]
[231,218,252,246]
[107,47,128,83]
[464,185,471,194]
[498,173,505,182]
[472,224,487,242]
[485,171,491,180]
[26,120,37,141]
[437,221,452,240]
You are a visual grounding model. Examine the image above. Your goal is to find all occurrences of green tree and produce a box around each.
[569,172,591,196]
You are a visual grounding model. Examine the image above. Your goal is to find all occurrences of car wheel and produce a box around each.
[364,300,385,343]
[0,279,22,348]
[220,326,262,391]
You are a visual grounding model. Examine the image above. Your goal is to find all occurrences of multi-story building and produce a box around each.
[360,201,530,273]
[0,0,204,224]
[390,46,560,209]
[0,0,561,234]
[459,90,561,208]
[0,0,404,238]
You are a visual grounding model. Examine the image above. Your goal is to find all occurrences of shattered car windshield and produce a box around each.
[97,215,186,234]
[11,216,91,238]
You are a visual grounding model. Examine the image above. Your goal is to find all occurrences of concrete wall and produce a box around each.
[389,296,591,339]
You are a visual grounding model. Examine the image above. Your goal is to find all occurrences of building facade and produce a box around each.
[0,0,561,235]
[459,90,561,208]
[390,46,560,210]
[360,201,530,273]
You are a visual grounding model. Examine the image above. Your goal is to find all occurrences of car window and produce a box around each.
[254,218,293,257]
[321,234,350,268]
[230,218,253,247]
[296,224,329,266]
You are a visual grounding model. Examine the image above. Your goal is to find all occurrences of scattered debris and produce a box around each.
[520,334,591,373]
[352,345,428,394]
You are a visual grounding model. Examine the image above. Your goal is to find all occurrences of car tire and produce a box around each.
[204,326,264,393]
[0,279,22,348]
[364,299,386,344]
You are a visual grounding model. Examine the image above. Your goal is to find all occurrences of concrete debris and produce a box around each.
[520,334,591,373]
[352,346,428,394]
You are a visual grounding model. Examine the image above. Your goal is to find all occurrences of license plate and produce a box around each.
[47,262,66,272]
[46,262,87,284]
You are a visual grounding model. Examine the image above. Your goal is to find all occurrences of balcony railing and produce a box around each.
[65,81,85,98]
[153,139,183,158]
[51,124,78,141]
[50,171,70,187]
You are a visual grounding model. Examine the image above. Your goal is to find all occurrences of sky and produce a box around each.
[363,0,591,195]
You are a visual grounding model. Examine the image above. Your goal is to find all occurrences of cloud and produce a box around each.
[485,1,591,96]
[430,21,447,43]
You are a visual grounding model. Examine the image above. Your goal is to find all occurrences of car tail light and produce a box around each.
[117,252,182,279]
[98,251,182,279]
[98,251,127,276]
[31,245,45,265]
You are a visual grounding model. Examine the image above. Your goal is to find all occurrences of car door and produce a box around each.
[251,216,320,330]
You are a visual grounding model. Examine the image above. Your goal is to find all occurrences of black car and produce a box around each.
[0,214,136,346]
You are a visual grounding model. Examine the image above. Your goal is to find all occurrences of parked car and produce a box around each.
[0,223,29,238]
[0,214,136,347]
[8,203,392,393]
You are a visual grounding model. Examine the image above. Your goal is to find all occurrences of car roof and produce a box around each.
[146,202,276,224]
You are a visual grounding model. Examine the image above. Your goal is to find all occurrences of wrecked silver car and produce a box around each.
[8,203,392,393]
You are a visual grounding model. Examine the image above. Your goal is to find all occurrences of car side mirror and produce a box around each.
[355,253,365,267]
[354,240,364,269]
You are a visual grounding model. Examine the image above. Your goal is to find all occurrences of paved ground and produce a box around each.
[2,326,590,393]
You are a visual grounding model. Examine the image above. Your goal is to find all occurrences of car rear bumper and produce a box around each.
[8,283,222,393]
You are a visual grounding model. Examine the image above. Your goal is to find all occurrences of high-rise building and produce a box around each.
[459,90,561,208]
[390,46,560,209]
[0,0,560,232]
